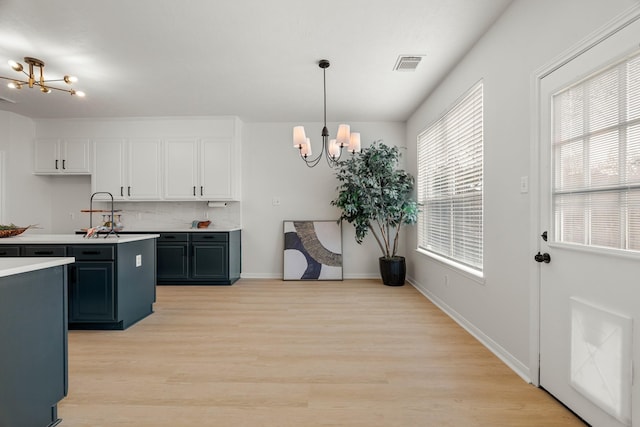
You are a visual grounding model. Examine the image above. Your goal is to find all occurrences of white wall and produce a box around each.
[0,111,52,231]
[405,0,638,380]
[241,121,406,278]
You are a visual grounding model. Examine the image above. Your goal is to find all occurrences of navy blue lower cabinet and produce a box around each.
[68,261,116,323]
[0,266,68,427]
[192,241,228,280]
[156,230,240,285]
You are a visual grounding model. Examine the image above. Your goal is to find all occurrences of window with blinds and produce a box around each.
[417,81,484,272]
[553,50,640,252]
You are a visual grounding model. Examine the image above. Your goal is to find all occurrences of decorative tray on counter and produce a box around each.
[0,224,32,238]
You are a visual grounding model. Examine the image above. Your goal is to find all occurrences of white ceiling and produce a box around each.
[0,0,512,122]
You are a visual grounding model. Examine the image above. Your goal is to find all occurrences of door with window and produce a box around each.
[538,14,640,427]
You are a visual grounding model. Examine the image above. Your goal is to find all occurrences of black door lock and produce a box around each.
[534,252,551,263]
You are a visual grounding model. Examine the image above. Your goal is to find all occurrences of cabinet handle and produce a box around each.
[55,159,59,170]
[202,235,213,239]
[34,250,54,255]
[200,186,203,196]
[164,235,176,239]
[120,186,124,197]
[82,251,101,255]
[62,159,66,170]
[128,186,131,197]
[193,186,196,196]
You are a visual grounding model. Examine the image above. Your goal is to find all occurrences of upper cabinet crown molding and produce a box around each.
[34,138,91,175]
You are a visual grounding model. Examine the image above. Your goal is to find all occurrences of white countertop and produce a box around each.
[81,226,241,233]
[0,257,75,278]
[124,226,241,232]
[0,234,160,245]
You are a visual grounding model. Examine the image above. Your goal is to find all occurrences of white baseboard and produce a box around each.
[239,273,380,280]
[407,276,532,384]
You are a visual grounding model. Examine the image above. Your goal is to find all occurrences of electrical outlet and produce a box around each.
[135,254,142,267]
[272,196,281,206]
[520,176,529,193]
[69,212,75,220]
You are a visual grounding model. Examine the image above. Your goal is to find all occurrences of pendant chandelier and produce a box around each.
[293,59,360,168]
[0,57,85,97]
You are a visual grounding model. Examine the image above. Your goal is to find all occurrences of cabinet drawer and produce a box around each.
[68,245,115,261]
[191,233,228,242]
[0,246,20,256]
[23,246,67,257]
[158,233,189,243]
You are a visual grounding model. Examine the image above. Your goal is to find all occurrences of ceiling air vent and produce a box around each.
[393,55,424,72]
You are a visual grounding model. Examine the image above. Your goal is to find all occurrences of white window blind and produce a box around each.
[553,51,640,252]
[417,82,483,272]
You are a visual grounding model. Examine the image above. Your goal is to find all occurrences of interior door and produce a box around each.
[538,15,640,427]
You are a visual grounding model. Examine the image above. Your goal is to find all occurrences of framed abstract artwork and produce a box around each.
[283,220,343,280]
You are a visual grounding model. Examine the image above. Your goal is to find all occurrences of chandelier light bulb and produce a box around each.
[41,86,51,93]
[64,75,78,84]
[7,81,22,89]
[8,60,23,72]
[328,139,340,158]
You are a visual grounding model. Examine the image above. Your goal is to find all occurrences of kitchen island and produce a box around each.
[0,257,74,427]
[0,234,159,330]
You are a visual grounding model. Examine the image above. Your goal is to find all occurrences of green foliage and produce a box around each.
[331,141,418,258]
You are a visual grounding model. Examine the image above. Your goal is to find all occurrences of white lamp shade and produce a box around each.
[336,124,350,147]
[348,132,361,153]
[293,126,307,148]
[328,139,340,158]
[300,138,312,157]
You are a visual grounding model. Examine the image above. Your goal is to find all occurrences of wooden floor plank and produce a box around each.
[58,279,584,426]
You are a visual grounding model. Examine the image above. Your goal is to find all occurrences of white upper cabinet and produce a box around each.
[200,138,236,200]
[164,137,239,201]
[36,116,242,201]
[128,138,162,200]
[93,138,162,200]
[92,139,126,199]
[164,139,199,200]
[34,138,91,174]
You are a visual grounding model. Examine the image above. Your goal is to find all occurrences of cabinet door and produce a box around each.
[191,243,228,280]
[61,138,91,173]
[164,139,198,199]
[68,262,115,322]
[128,138,162,200]
[34,138,60,173]
[93,139,126,199]
[200,138,234,200]
[157,243,190,280]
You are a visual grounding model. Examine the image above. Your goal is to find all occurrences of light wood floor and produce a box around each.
[58,279,584,426]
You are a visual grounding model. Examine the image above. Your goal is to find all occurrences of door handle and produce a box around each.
[534,252,551,263]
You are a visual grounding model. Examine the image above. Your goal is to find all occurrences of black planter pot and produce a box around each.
[379,256,406,286]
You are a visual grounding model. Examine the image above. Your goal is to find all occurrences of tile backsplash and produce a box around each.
[90,201,241,230]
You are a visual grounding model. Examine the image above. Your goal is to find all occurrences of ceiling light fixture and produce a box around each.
[293,59,360,168]
[0,57,85,97]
